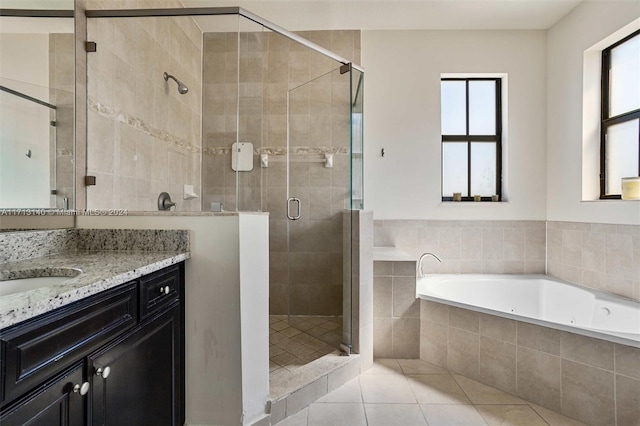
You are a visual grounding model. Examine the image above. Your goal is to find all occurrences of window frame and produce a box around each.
[441,77,502,202]
[600,29,640,199]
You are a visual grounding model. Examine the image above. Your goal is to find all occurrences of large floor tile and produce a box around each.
[452,374,525,405]
[274,408,308,426]
[398,359,448,375]
[316,377,362,403]
[365,403,428,426]
[420,404,488,426]
[360,374,417,403]
[363,358,403,375]
[307,402,367,426]
[406,374,471,404]
[475,404,548,426]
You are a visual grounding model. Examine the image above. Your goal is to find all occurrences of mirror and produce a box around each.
[0,2,74,211]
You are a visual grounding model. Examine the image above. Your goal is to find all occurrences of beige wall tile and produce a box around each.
[420,300,449,326]
[561,360,615,426]
[479,336,516,394]
[615,344,640,380]
[373,318,393,358]
[480,314,516,344]
[393,261,416,277]
[462,228,483,261]
[525,228,546,261]
[286,376,328,416]
[374,261,392,277]
[449,306,480,333]
[560,332,614,371]
[420,320,448,368]
[504,228,525,261]
[392,277,419,318]
[616,375,640,426]
[517,322,561,355]
[606,233,634,280]
[482,229,504,261]
[392,318,420,359]
[448,327,479,380]
[373,276,392,318]
[516,346,561,411]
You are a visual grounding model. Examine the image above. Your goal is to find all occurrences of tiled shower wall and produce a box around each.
[85,2,202,211]
[49,34,75,209]
[547,221,640,301]
[201,30,360,315]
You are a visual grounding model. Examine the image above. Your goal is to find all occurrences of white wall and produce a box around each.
[76,214,270,426]
[362,30,547,220]
[547,0,640,225]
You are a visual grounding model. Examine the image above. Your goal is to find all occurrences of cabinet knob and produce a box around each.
[73,382,90,396]
[160,286,171,295]
[95,366,111,379]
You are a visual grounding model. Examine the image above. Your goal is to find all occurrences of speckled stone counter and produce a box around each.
[0,228,191,330]
[0,250,189,330]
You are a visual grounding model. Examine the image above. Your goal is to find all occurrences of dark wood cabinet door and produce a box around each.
[0,363,85,426]
[89,305,180,426]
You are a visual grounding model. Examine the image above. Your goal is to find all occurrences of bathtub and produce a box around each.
[417,274,640,348]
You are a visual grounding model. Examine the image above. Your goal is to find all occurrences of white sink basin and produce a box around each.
[0,276,72,297]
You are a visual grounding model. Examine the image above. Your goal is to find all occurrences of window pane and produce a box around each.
[469,81,496,135]
[470,142,497,196]
[605,119,639,195]
[442,142,468,196]
[610,34,640,117]
[441,81,466,135]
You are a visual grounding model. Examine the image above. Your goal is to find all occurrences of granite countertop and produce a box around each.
[0,250,190,330]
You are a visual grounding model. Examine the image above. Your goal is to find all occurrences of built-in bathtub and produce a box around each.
[417,274,640,348]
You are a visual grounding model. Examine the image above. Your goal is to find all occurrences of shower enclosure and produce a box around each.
[84,7,364,369]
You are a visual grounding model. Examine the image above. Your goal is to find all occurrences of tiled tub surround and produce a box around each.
[419,299,640,426]
[374,261,420,359]
[0,229,189,329]
[374,220,547,275]
[418,274,640,348]
[547,221,640,302]
[374,219,640,300]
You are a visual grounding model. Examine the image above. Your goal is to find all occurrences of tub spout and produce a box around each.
[417,252,442,278]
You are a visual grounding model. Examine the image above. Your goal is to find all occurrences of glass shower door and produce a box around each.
[286,65,353,354]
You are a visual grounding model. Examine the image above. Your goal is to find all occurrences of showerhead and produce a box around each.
[163,71,189,95]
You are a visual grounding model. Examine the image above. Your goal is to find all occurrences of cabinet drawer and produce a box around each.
[139,264,180,320]
[0,283,137,407]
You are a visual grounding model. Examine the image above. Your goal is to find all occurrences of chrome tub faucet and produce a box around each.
[417,252,442,278]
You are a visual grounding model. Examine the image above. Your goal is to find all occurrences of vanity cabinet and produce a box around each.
[0,363,85,426]
[0,262,185,426]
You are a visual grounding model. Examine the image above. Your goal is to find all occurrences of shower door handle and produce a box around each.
[287,197,301,220]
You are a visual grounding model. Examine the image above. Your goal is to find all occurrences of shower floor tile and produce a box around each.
[269,315,343,372]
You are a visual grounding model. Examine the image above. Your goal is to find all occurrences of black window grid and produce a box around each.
[441,78,502,202]
[600,29,640,199]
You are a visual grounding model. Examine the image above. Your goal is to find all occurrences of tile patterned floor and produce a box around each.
[274,358,587,426]
[270,315,343,374]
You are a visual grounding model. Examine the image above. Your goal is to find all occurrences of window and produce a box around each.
[601,29,640,199]
[441,78,502,201]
